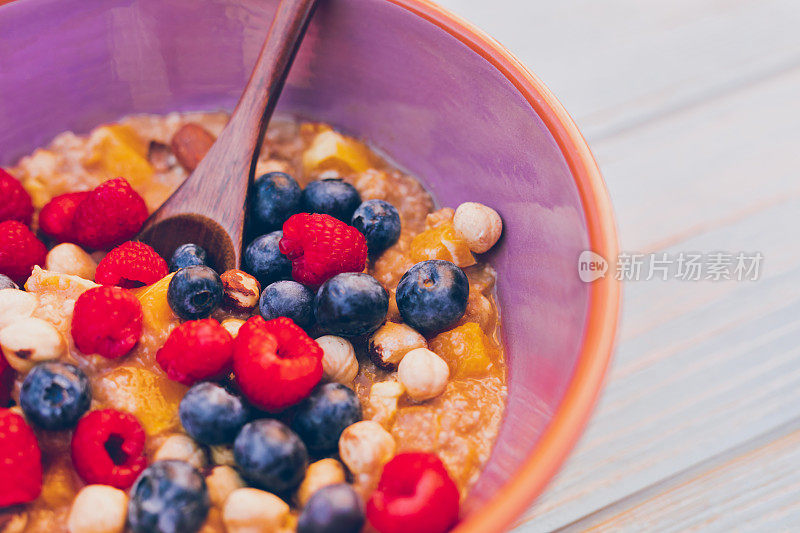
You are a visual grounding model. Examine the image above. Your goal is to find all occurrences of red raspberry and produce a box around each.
[73,178,148,249]
[71,409,147,489]
[367,453,460,533]
[38,191,90,242]
[233,316,322,411]
[280,213,368,287]
[156,319,234,385]
[0,220,47,284]
[0,168,33,225]
[71,286,143,358]
[0,409,42,506]
[95,241,168,288]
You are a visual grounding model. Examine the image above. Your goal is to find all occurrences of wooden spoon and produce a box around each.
[138,0,318,272]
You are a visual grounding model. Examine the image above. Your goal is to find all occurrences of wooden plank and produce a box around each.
[502,60,800,531]
[514,194,800,531]
[558,419,800,532]
[435,0,800,141]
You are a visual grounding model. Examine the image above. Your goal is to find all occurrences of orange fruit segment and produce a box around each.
[302,129,372,175]
[94,366,187,437]
[134,273,177,332]
[83,124,154,187]
[429,322,492,378]
[409,222,476,268]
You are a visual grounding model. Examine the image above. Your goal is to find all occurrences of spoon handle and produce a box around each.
[212,0,319,182]
[140,0,318,269]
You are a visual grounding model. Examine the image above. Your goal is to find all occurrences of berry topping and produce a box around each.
[167,265,223,320]
[280,213,368,287]
[71,286,144,358]
[38,191,90,242]
[156,319,233,386]
[0,273,18,290]
[298,483,366,533]
[71,409,147,489]
[0,168,33,225]
[314,273,388,337]
[0,409,42,507]
[366,453,459,533]
[73,177,148,249]
[351,199,401,254]
[301,178,361,222]
[128,460,210,533]
[95,240,168,288]
[291,383,362,454]
[395,260,468,334]
[20,362,91,430]
[179,382,250,445]
[168,243,207,272]
[244,231,291,286]
[251,171,302,232]
[0,220,47,284]
[233,316,323,411]
[259,280,316,330]
[0,356,13,408]
[233,418,309,493]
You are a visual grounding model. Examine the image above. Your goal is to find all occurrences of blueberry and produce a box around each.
[314,273,388,337]
[301,179,361,222]
[167,265,223,320]
[298,484,365,533]
[20,362,91,430]
[251,172,302,232]
[396,260,468,334]
[128,460,210,533]
[0,274,18,290]
[351,200,401,254]
[179,382,250,445]
[244,231,292,285]
[259,280,315,330]
[233,419,308,493]
[291,383,361,454]
[168,244,207,272]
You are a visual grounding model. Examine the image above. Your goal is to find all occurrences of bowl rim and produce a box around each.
[385,0,621,530]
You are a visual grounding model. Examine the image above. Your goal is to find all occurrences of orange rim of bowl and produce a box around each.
[385,0,622,531]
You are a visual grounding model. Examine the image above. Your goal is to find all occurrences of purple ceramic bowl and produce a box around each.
[0,0,620,530]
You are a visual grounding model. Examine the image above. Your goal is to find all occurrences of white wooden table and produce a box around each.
[435,1,800,530]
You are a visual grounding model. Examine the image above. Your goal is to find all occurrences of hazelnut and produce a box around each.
[453,202,502,253]
[339,421,396,475]
[0,509,27,533]
[0,289,37,329]
[296,458,346,506]
[67,484,128,533]
[316,335,358,384]
[222,488,291,533]
[0,317,65,372]
[220,270,261,310]
[210,445,236,467]
[221,318,246,338]
[153,434,206,470]
[368,322,427,371]
[461,291,493,331]
[206,466,245,507]
[397,348,449,402]
[367,380,405,427]
[45,243,97,281]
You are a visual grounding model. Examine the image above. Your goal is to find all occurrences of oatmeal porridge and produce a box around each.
[0,112,506,533]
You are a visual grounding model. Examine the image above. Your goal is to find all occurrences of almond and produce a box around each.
[170,123,215,172]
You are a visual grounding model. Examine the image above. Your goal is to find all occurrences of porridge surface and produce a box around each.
[4,112,507,532]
